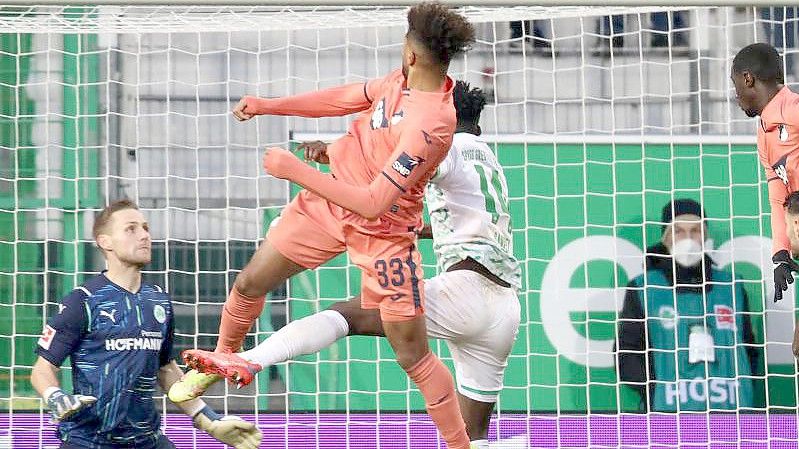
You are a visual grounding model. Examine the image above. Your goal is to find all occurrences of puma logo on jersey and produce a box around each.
[392,152,424,178]
[100,309,117,324]
[773,155,789,185]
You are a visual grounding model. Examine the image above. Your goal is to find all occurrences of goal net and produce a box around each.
[1,4,797,448]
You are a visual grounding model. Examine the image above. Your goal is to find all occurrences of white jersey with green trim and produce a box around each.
[426,132,521,289]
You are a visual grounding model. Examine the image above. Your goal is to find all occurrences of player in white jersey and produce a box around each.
[170,81,520,448]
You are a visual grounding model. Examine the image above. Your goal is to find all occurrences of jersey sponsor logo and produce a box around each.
[99,309,117,324]
[392,152,424,178]
[714,304,735,330]
[663,378,738,406]
[773,155,789,185]
[105,337,163,351]
[658,305,676,329]
[38,325,56,351]
[779,123,789,142]
[153,304,166,324]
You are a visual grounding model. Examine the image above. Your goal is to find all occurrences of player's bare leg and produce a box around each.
[331,299,492,441]
[383,316,470,449]
[217,238,306,353]
[328,297,385,336]
[170,238,305,401]
[458,395,493,443]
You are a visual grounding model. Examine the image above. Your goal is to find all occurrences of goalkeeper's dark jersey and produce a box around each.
[35,272,174,449]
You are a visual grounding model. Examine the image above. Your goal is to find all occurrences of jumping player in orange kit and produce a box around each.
[173,3,476,448]
[732,42,799,302]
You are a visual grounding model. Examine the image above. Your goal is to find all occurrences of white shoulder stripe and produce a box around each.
[153,285,163,292]
[75,286,91,296]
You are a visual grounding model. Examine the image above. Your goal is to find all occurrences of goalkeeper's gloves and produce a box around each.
[44,387,96,422]
[192,405,262,449]
[773,249,799,302]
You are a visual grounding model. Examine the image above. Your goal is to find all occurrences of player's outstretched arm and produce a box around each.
[263,123,447,220]
[31,357,97,422]
[232,82,373,121]
[158,361,262,449]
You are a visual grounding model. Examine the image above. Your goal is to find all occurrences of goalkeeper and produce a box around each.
[732,42,799,301]
[29,199,261,449]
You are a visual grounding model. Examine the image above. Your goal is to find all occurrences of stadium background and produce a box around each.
[1,5,799,448]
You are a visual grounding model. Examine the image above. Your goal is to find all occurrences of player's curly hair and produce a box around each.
[453,80,486,128]
[407,2,475,67]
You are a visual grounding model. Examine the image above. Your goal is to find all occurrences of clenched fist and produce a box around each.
[232,96,263,122]
[262,147,301,180]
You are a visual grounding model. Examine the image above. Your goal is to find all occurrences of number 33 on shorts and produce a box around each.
[360,243,424,321]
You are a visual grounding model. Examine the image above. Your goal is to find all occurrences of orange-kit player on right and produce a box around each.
[732,42,799,302]
[170,3,475,448]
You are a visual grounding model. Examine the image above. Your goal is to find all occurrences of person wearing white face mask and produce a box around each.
[615,199,760,412]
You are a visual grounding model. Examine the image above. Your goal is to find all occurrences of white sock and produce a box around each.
[470,439,488,449]
[240,309,350,367]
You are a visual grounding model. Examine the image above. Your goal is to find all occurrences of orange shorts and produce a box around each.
[267,190,425,322]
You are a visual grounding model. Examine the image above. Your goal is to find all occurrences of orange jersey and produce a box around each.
[328,70,455,230]
[253,69,456,232]
[758,86,799,255]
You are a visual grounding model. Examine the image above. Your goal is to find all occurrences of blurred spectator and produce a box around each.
[616,199,758,412]
[509,20,550,50]
[650,11,688,47]
[760,7,797,76]
[597,15,624,49]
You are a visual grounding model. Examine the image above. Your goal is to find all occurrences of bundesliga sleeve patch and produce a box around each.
[38,325,57,351]
[392,152,423,178]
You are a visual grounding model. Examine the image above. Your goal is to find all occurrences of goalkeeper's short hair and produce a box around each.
[92,198,140,240]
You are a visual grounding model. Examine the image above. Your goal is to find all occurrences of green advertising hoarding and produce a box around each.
[279,138,797,412]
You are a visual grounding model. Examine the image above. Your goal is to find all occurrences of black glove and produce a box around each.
[773,250,799,302]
